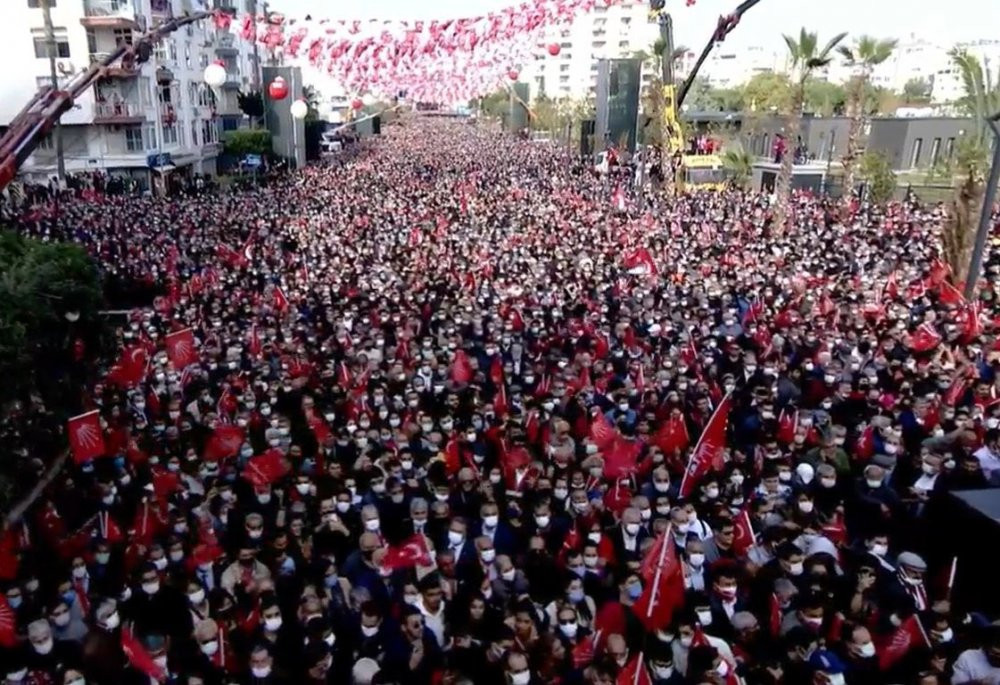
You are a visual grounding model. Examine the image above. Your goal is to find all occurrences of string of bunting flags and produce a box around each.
[206,0,695,103]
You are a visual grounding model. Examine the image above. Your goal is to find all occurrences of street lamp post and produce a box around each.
[964,112,1000,300]
[40,0,65,182]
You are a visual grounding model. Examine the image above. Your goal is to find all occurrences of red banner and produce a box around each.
[68,410,106,463]
[165,328,198,369]
[679,393,732,497]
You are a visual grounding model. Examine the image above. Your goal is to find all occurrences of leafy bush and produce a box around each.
[223,129,272,157]
[859,151,896,203]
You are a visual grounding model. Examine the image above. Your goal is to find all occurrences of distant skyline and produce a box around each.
[270,0,996,55]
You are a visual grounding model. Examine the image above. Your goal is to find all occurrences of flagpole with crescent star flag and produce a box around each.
[646,523,672,624]
[679,390,733,497]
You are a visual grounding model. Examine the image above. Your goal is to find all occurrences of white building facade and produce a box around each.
[520,0,660,101]
[0,0,257,187]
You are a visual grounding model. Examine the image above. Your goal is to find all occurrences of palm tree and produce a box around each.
[722,145,753,188]
[772,28,847,231]
[837,36,897,209]
[941,48,1000,284]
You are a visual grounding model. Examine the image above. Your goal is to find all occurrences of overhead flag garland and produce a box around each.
[208,0,695,103]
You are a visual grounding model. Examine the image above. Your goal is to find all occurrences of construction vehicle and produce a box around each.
[647,0,762,192]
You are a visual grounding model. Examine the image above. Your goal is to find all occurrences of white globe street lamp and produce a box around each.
[290,99,308,120]
[203,61,227,88]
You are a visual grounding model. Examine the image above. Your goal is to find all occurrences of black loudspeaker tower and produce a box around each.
[372,115,381,135]
[580,119,595,158]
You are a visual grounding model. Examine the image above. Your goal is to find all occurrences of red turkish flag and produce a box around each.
[616,653,652,685]
[679,393,732,497]
[68,410,106,463]
[382,534,432,570]
[623,247,658,277]
[603,435,641,479]
[248,324,262,358]
[121,627,166,681]
[273,286,289,311]
[653,413,689,455]
[769,593,782,636]
[165,328,198,369]
[107,344,148,388]
[203,425,245,461]
[938,280,965,306]
[633,529,685,632]
[489,356,504,386]
[909,322,942,352]
[493,382,508,417]
[450,349,473,384]
[877,615,929,669]
[732,509,755,556]
[640,532,668,585]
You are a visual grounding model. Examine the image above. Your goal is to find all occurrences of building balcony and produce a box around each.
[94,102,145,124]
[90,52,139,78]
[202,142,222,156]
[156,66,174,84]
[215,35,239,56]
[81,0,139,29]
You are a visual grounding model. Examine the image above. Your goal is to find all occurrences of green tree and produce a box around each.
[302,85,322,121]
[742,72,794,113]
[858,151,896,203]
[222,129,272,157]
[804,80,847,115]
[902,76,933,103]
[722,145,754,188]
[837,35,897,210]
[0,231,105,511]
[237,90,264,126]
[773,28,848,231]
[941,48,1000,284]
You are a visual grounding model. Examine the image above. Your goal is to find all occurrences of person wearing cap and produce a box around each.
[884,551,930,614]
[809,648,848,685]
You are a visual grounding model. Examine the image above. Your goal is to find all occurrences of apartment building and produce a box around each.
[0,0,257,188]
[520,0,660,101]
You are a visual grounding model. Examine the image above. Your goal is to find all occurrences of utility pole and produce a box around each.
[40,0,66,182]
[249,0,261,91]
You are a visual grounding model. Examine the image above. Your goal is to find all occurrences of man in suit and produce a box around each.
[474,500,517,556]
[609,507,650,571]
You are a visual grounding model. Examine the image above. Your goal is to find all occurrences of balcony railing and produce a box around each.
[215,35,239,55]
[90,52,139,77]
[83,0,132,17]
[94,102,144,123]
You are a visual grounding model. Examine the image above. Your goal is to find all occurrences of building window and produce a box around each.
[113,28,133,46]
[202,120,219,144]
[32,30,71,59]
[28,0,56,7]
[191,121,199,147]
[559,75,570,83]
[145,124,157,149]
[125,127,144,152]
[86,29,98,56]
[910,138,923,167]
[163,124,178,145]
[946,137,956,159]
[930,137,942,166]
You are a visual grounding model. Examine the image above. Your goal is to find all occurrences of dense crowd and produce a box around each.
[4,116,1000,685]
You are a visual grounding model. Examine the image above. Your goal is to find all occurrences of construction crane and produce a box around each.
[0,10,213,191]
[647,0,762,192]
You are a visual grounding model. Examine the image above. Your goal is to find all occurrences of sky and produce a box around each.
[270,0,995,52]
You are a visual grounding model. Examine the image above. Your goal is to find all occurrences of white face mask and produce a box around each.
[857,641,876,658]
[510,672,531,685]
[480,549,496,563]
[103,611,120,630]
[361,625,379,637]
[34,638,54,655]
[483,515,499,528]
[652,665,674,679]
[870,543,888,557]
[688,553,705,568]
[142,581,160,595]
[264,616,283,632]
[535,515,550,528]
[559,621,579,638]
[201,639,219,656]
[364,518,381,532]
[788,561,804,576]
[826,674,846,685]
[448,530,464,546]
[188,589,205,605]
[798,500,814,513]
[625,523,641,536]
[251,666,272,679]
[696,609,713,625]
